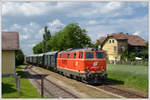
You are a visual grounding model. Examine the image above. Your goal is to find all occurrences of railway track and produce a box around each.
[97,84,148,98]
[24,66,79,98]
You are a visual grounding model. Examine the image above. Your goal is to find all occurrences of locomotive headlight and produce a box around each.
[85,68,90,72]
[102,68,105,72]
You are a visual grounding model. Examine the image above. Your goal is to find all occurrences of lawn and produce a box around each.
[106,64,148,94]
[2,65,41,98]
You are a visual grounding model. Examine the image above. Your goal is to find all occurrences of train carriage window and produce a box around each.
[85,52,94,59]
[96,52,104,59]
[74,53,76,59]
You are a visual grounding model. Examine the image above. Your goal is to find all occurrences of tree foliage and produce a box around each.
[15,49,24,66]
[43,26,51,52]
[93,40,101,49]
[141,42,148,61]
[46,23,92,51]
[33,42,43,54]
[119,41,148,62]
[33,23,93,53]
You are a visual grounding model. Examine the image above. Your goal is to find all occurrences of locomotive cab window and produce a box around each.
[85,52,94,59]
[96,52,104,59]
[67,54,70,58]
[74,53,76,59]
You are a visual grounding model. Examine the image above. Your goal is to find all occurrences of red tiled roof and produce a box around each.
[99,37,106,44]
[127,35,146,46]
[2,32,20,50]
[109,32,128,40]
[99,32,146,46]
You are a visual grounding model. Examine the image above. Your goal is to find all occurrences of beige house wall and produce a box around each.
[2,50,16,75]
[102,37,121,61]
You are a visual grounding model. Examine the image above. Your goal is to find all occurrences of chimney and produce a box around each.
[107,34,109,37]
[118,32,123,34]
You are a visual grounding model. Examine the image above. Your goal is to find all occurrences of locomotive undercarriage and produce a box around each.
[57,68,107,84]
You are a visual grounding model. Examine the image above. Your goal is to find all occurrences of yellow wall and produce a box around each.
[102,37,120,61]
[2,50,16,75]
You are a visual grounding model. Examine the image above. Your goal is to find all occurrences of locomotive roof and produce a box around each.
[59,48,96,53]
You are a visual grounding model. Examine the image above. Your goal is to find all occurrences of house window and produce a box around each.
[114,46,117,52]
[112,40,114,43]
[121,46,125,51]
[109,40,111,43]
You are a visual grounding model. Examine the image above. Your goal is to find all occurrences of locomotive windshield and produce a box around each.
[85,52,94,59]
[96,52,104,59]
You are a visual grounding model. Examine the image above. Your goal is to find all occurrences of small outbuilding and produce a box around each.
[2,32,19,76]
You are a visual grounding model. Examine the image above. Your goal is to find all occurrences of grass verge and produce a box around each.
[2,65,41,98]
[107,64,148,94]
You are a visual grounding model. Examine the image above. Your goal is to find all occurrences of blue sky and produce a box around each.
[2,1,148,55]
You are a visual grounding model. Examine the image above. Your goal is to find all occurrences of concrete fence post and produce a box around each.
[16,76,21,93]
[41,74,44,98]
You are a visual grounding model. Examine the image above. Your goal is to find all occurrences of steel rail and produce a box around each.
[29,68,79,98]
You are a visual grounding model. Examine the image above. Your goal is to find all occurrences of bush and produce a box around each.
[15,49,24,66]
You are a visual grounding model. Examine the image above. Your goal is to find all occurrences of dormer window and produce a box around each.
[109,40,111,43]
[112,40,114,43]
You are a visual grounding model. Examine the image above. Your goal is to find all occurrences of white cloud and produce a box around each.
[47,19,64,34]
[20,34,29,40]
[79,15,148,42]
[88,20,97,25]
[28,43,36,48]
[133,31,140,36]
[2,2,143,18]
[2,2,148,55]
[2,2,49,16]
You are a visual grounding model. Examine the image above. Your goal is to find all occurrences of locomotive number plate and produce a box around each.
[93,62,98,66]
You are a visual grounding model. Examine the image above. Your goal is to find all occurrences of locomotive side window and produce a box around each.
[85,52,94,59]
[96,52,104,59]
[67,54,70,58]
[60,54,62,58]
[74,53,76,59]
[79,52,83,59]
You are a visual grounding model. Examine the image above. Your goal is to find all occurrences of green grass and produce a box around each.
[107,64,148,94]
[2,65,41,98]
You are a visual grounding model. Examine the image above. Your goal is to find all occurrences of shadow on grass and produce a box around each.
[93,78,124,86]
[17,71,48,80]
[2,83,16,94]
[104,77,124,85]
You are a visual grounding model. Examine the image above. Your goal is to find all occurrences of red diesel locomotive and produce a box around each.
[57,48,107,84]
[26,48,107,84]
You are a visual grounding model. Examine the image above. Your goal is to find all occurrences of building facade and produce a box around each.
[100,32,146,63]
[2,32,19,76]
